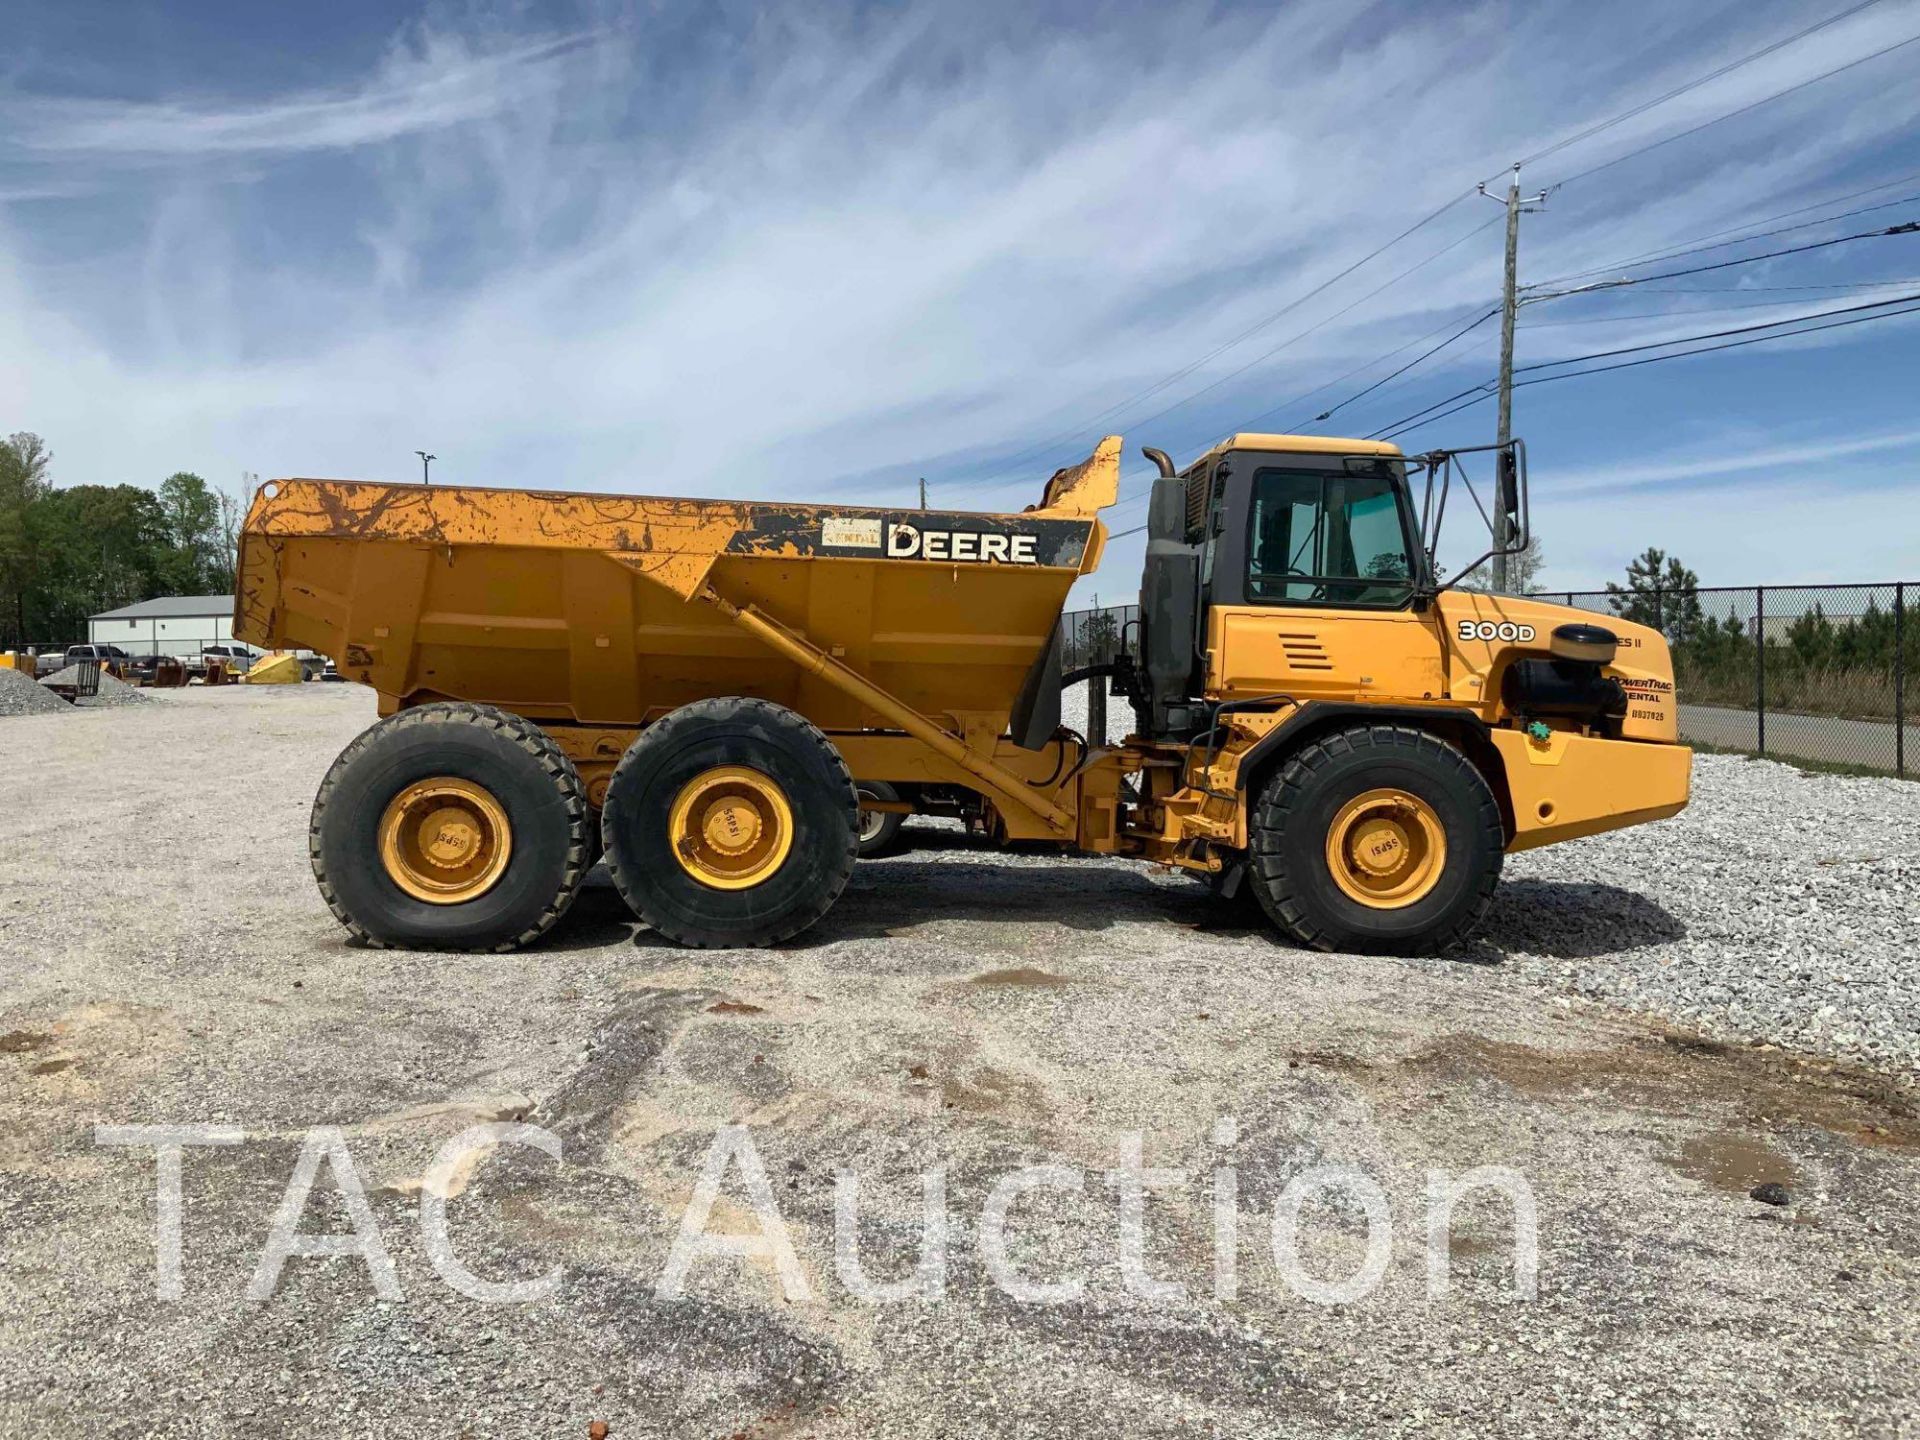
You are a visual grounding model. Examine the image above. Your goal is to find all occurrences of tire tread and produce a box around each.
[308,702,591,952]
[1251,723,1503,954]
[601,697,858,949]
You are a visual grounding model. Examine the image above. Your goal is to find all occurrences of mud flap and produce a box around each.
[1009,622,1063,751]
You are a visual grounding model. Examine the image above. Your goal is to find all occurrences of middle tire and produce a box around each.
[601,697,859,948]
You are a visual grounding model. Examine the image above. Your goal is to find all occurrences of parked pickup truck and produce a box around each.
[197,644,260,674]
[62,643,134,675]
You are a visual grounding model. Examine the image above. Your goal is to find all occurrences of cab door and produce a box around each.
[1204,456,1446,703]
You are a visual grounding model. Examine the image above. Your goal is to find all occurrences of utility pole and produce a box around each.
[1480,164,1547,592]
[918,477,927,511]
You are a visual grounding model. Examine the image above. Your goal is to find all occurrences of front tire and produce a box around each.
[1248,724,1503,954]
[310,703,591,951]
[601,698,858,948]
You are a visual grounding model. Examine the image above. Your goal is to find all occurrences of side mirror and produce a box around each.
[1498,449,1521,529]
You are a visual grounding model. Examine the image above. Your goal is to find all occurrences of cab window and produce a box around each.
[1246,467,1415,606]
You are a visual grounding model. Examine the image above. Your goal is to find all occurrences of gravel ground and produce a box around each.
[1,685,1915,1438]
[0,667,65,716]
[1061,683,1920,1070]
[1499,757,1919,1070]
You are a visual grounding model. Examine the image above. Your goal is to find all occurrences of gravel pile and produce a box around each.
[36,665,151,707]
[1498,753,1919,1069]
[0,666,66,716]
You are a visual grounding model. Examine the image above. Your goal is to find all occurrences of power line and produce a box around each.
[1214,302,1498,435]
[1288,307,1499,427]
[1105,272,1920,524]
[1518,292,1905,326]
[1365,378,1498,440]
[1374,389,1501,441]
[1528,190,1920,289]
[1370,289,1920,438]
[1099,215,1503,447]
[1525,218,1919,299]
[970,187,1481,490]
[1530,167,1920,286]
[1550,27,1920,189]
[1512,295,1920,386]
[1514,288,1920,372]
[1629,278,1920,292]
[1089,308,1501,525]
[1497,0,1892,178]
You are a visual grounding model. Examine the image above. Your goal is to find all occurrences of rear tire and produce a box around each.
[855,779,907,858]
[310,703,591,952]
[1248,724,1503,954]
[601,698,858,948]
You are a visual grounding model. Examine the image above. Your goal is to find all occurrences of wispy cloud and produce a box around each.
[1544,425,1920,493]
[3,30,592,159]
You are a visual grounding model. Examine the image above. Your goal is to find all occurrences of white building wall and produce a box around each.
[90,612,237,654]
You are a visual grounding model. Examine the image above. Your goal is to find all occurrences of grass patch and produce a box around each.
[1676,659,1908,724]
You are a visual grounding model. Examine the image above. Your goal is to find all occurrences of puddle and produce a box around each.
[968,967,1070,988]
[30,1058,74,1076]
[1666,1131,1799,1193]
[0,1031,51,1054]
[707,1000,766,1015]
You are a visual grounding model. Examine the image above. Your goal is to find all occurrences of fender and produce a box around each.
[1231,701,1493,796]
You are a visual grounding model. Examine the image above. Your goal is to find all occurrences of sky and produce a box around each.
[2,0,1918,603]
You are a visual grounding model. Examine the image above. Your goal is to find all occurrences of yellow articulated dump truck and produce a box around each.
[235,433,1689,955]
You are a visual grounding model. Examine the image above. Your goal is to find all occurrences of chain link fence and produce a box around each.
[1538,583,1911,778]
[1060,584,1913,778]
[1059,604,1137,671]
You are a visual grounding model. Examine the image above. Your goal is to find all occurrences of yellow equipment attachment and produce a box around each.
[243,653,306,685]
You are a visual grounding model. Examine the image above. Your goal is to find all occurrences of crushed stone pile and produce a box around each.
[35,666,153,708]
[0,666,66,717]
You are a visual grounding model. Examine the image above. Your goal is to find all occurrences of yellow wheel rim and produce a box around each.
[379,776,513,905]
[668,766,794,890]
[1324,788,1446,909]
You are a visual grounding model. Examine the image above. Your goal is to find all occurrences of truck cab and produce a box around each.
[1121,432,1690,950]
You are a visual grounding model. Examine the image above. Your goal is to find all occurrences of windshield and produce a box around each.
[1246,466,1417,606]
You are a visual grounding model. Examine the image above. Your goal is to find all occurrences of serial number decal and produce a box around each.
[885,523,1038,565]
[1457,620,1536,644]
[821,517,882,549]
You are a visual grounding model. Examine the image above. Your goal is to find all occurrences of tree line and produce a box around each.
[1603,545,1914,670]
[0,432,250,648]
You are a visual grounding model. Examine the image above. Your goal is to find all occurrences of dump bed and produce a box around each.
[235,439,1118,731]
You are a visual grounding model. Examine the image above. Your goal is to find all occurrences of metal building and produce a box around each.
[88,595,238,655]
